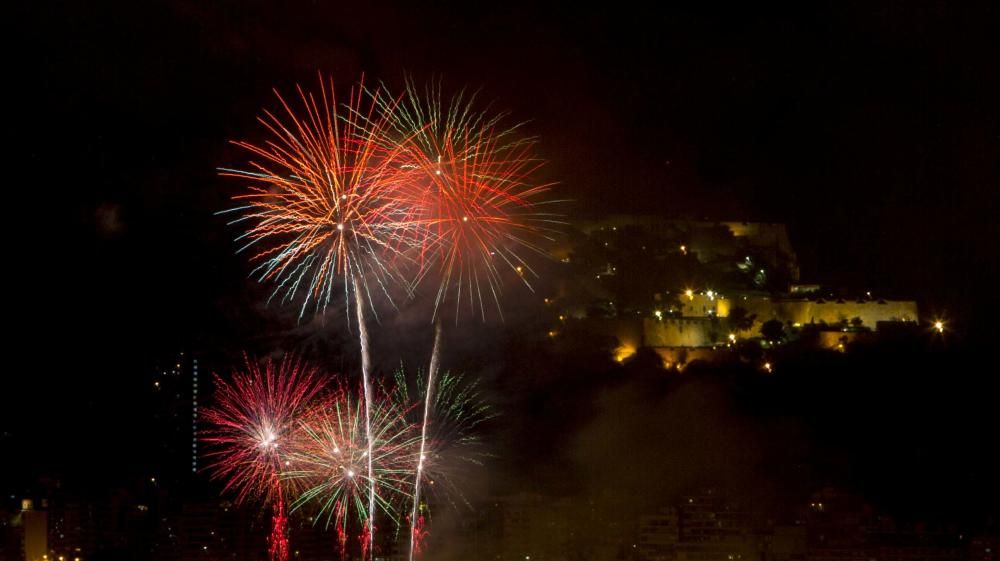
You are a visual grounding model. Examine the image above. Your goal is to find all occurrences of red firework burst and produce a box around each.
[202,354,325,561]
[201,354,325,504]
[388,81,560,321]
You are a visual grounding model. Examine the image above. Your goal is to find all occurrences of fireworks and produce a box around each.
[202,356,492,560]
[216,76,550,560]
[201,354,324,505]
[201,354,325,561]
[283,383,419,536]
[394,365,496,560]
[219,77,418,319]
[384,79,561,322]
[220,77,425,557]
[394,369,495,503]
[374,79,555,559]
[395,367,495,541]
[220,76,560,322]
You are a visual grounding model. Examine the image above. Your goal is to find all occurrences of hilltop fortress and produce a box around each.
[547,216,918,360]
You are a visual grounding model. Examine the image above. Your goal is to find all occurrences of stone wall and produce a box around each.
[644,317,717,347]
[738,298,918,331]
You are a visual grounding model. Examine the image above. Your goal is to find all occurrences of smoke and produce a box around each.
[567,372,809,515]
[95,202,124,237]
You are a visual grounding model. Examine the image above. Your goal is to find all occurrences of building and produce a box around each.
[968,536,998,561]
[638,507,679,561]
[19,500,47,561]
[762,525,807,561]
[676,490,754,561]
[151,351,203,481]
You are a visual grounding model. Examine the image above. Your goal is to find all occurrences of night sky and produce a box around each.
[7,0,999,520]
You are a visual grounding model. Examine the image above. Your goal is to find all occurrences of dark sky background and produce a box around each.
[6,0,998,521]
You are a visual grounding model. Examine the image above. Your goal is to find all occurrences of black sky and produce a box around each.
[7,0,999,501]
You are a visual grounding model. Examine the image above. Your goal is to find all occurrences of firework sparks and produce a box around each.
[201,354,325,561]
[218,78,536,561]
[220,77,424,558]
[411,515,429,556]
[219,76,420,319]
[269,486,290,561]
[409,320,442,560]
[284,382,419,560]
[395,370,494,498]
[393,367,494,558]
[381,79,561,322]
[377,80,552,560]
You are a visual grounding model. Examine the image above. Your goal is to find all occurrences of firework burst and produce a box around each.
[375,79,555,559]
[394,369,494,501]
[201,354,325,561]
[219,76,420,319]
[284,382,419,559]
[393,367,494,558]
[220,77,424,557]
[381,79,561,322]
[217,77,547,561]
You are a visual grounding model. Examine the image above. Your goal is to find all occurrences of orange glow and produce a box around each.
[614,344,637,363]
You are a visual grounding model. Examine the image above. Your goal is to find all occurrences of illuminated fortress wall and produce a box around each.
[644,318,715,347]
[600,299,919,352]
[738,299,919,330]
[679,294,731,317]
[674,296,917,333]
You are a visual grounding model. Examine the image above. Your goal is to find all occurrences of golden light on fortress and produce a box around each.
[614,344,637,363]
